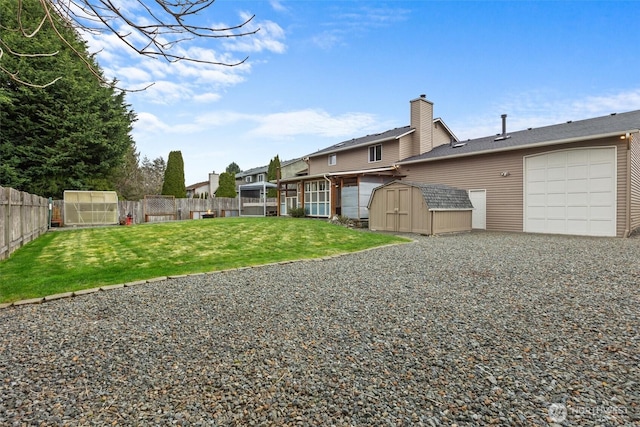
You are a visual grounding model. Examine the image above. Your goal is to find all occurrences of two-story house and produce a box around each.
[277,95,457,219]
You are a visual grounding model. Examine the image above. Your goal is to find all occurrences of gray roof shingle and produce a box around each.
[382,181,473,210]
[309,126,413,157]
[400,109,640,163]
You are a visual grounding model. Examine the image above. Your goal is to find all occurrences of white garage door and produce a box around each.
[524,147,616,237]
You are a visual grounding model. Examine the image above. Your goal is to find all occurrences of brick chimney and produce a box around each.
[411,94,434,155]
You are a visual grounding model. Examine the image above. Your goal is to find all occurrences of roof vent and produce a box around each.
[611,112,617,116]
[494,114,511,141]
[451,142,467,148]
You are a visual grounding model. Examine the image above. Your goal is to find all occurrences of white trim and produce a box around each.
[278,166,398,183]
[428,208,474,212]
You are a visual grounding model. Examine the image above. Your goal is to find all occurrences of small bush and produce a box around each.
[289,207,306,218]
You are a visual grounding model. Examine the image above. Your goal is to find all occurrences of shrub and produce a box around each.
[289,207,306,218]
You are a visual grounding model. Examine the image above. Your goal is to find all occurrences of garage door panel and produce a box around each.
[590,162,614,177]
[547,206,566,218]
[527,168,547,182]
[528,181,547,194]
[567,150,589,164]
[567,220,588,234]
[567,206,588,218]
[525,147,616,237]
[590,177,613,192]
[567,164,588,178]
[567,193,588,205]
[547,193,566,206]
[547,219,567,233]
[547,151,567,165]
[547,166,566,180]
[528,194,546,206]
[590,190,614,204]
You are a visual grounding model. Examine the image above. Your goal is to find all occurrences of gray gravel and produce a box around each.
[1,231,639,426]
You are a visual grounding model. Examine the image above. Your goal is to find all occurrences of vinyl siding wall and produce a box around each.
[433,122,453,148]
[630,133,640,232]
[400,137,629,236]
[308,140,401,175]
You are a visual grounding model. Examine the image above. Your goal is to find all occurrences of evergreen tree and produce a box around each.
[226,162,241,175]
[161,151,186,198]
[215,172,237,198]
[266,155,280,197]
[0,0,136,198]
[140,156,166,195]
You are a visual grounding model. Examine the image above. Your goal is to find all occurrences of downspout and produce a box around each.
[324,174,332,217]
[624,132,633,237]
[276,166,281,216]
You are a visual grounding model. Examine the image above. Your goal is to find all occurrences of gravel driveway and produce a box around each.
[1,231,638,426]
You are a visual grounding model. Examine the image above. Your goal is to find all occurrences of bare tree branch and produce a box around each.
[0,0,260,89]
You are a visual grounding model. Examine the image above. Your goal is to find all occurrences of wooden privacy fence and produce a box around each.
[0,186,49,261]
[51,197,254,225]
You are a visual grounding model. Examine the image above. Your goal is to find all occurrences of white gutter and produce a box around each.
[397,129,640,166]
[278,166,399,183]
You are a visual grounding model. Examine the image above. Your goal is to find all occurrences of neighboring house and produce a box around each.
[186,171,219,198]
[278,95,458,219]
[236,166,268,186]
[397,110,640,237]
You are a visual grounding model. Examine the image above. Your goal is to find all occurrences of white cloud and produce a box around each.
[193,93,222,103]
[249,109,380,139]
[270,0,288,12]
[224,16,286,54]
[452,88,640,141]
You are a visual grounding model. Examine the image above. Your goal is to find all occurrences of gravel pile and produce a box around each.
[1,231,638,426]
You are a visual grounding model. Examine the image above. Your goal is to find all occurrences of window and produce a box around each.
[258,174,264,182]
[304,180,330,217]
[328,153,337,166]
[369,144,382,162]
[245,176,252,183]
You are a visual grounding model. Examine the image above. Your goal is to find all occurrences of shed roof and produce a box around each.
[399,109,640,164]
[372,181,473,210]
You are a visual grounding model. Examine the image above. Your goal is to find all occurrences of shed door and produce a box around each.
[383,187,411,232]
[524,147,616,236]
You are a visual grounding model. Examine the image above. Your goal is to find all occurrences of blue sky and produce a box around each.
[83,0,640,185]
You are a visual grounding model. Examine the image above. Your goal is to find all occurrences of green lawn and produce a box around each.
[0,217,408,303]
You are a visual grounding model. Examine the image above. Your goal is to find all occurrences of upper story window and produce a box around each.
[328,153,337,166]
[245,176,252,183]
[369,144,382,162]
[258,174,264,182]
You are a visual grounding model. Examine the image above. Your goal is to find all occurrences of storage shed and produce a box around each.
[368,181,473,235]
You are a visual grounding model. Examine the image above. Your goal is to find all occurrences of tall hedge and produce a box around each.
[161,151,186,198]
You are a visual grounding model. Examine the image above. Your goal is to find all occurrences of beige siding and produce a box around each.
[433,122,453,148]
[398,133,417,161]
[615,139,629,237]
[630,133,640,232]
[308,140,401,175]
[432,210,472,235]
[400,137,629,236]
[411,97,434,153]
